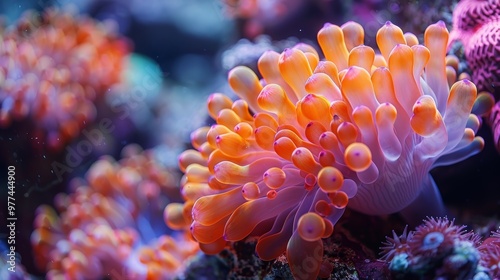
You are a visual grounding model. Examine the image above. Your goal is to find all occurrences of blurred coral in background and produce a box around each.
[0,8,129,151]
[31,145,198,279]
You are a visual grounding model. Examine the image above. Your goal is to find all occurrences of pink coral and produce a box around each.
[448,0,500,93]
[448,0,500,152]
[491,103,500,152]
[166,21,485,279]
[31,145,199,279]
[0,8,129,150]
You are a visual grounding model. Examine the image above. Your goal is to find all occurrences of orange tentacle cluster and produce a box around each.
[166,21,485,279]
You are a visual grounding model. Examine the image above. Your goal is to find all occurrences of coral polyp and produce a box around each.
[0,8,129,150]
[408,217,467,258]
[381,217,483,279]
[166,20,485,279]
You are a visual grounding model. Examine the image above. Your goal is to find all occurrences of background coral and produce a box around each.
[31,145,199,279]
[448,0,500,153]
[381,217,486,279]
[0,8,129,150]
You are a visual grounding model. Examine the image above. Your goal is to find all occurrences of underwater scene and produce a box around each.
[0,0,500,279]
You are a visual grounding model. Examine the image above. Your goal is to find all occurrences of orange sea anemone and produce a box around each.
[31,145,199,280]
[166,21,487,279]
[0,8,129,150]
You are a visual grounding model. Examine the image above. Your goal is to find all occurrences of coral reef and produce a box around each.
[165,19,487,279]
[31,145,199,279]
[0,2,498,280]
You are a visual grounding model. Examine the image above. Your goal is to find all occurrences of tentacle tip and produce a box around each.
[280,48,294,61]
[298,212,326,242]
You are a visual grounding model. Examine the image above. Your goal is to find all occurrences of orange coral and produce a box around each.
[31,145,199,279]
[0,8,129,150]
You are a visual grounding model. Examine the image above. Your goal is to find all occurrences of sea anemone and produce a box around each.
[381,217,483,279]
[31,145,199,279]
[408,217,468,258]
[0,8,129,150]
[166,21,485,279]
